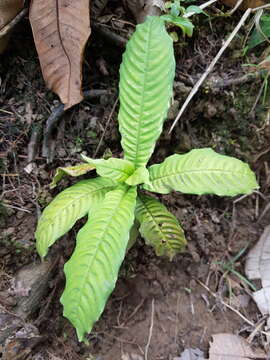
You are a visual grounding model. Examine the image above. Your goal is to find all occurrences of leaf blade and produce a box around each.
[118,16,175,168]
[143,148,259,196]
[50,163,95,189]
[29,0,90,109]
[82,155,135,182]
[35,177,115,258]
[60,185,137,341]
[136,193,186,259]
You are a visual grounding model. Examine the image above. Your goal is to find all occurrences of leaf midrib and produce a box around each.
[72,187,131,330]
[133,22,151,168]
[138,195,167,244]
[43,184,112,225]
[149,168,248,183]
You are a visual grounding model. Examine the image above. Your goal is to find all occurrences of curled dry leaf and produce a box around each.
[29,0,91,110]
[245,225,270,315]
[209,333,265,360]
[0,0,24,53]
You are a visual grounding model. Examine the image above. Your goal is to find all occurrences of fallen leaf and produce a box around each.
[175,348,205,360]
[50,163,95,189]
[209,333,265,359]
[29,0,91,109]
[245,225,270,315]
[220,0,268,10]
[0,0,24,53]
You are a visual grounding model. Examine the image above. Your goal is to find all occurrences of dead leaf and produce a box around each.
[0,0,24,53]
[258,56,270,71]
[175,348,205,360]
[50,163,95,189]
[220,0,268,10]
[29,0,91,110]
[245,225,270,315]
[209,333,265,359]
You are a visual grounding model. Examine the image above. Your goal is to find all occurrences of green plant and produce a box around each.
[35,16,258,342]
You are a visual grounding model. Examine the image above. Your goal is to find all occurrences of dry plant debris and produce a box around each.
[221,0,268,10]
[208,333,266,359]
[29,0,91,110]
[246,225,270,316]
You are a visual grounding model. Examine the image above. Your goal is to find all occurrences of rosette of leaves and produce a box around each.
[35,16,258,342]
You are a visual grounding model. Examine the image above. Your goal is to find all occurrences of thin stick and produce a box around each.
[93,97,119,158]
[144,298,155,360]
[0,8,28,38]
[252,4,270,11]
[196,278,270,337]
[228,0,244,15]
[184,0,218,18]
[169,8,252,133]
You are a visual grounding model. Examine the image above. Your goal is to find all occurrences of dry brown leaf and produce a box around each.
[220,0,268,10]
[245,225,270,315]
[0,0,24,53]
[29,0,91,110]
[209,333,265,359]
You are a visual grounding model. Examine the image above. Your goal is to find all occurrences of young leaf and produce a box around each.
[136,193,186,259]
[50,163,95,189]
[143,148,259,196]
[29,0,90,110]
[60,185,137,341]
[82,155,135,182]
[161,14,194,37]
[125,167,150,186]
[118,16,175,168]
[35,177,115,258]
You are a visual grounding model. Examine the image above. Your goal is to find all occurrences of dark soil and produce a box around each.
[0,1,270,359]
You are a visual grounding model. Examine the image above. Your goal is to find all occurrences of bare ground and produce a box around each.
[0,2,270,359]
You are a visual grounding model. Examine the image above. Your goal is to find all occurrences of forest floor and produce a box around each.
[0,1,270,359]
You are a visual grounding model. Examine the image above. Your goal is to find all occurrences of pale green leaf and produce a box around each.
[118,16,175,168]
[143,148,259,196]
[135,193,186,259]
[60,185,137,341]
[82,155,135,182]
[50,163,95,189]
[125,167,150,186]
[35,177,115,258]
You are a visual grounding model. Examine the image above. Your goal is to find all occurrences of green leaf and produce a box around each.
[35,177,115,258]
[248,15,270,50]
[135,193,186,259]
[127,220,140,252]
[161,15,194,37]
[118,16,175,168]
[143,148,259,196]
[185,5,205,15]
[60,185,137,341]
[82,155,135,182]
[125,167,150,186]
[50,163,95,189]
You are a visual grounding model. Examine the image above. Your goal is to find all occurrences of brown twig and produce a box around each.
[92,22,127,48]
[196,278,270,337]
[93,97,119,158]
[144,298,155,360]
[27,126,42,164]
[0,8,28,39]
[42,89,109,161]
